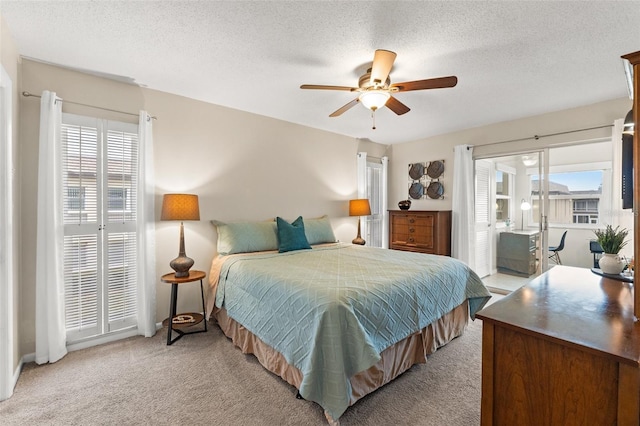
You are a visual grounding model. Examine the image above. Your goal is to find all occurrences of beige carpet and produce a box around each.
[0,296,501,426]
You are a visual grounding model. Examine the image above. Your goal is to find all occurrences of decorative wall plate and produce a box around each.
[427,160,445,179]
[426,181,444,199]
[407,159,445,200]
[409,182,424,199]
[408,163,425,180]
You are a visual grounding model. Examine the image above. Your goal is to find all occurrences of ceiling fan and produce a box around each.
[300,49,458,128]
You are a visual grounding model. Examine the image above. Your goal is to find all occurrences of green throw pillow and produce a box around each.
[276,216,312,253]
[213,220,279,255]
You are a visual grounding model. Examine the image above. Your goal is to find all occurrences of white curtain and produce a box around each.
[356,152,368,242]
[136,111,156,337]
[381,156,389,249]
[35,91,67,364]
[452,144,475,266]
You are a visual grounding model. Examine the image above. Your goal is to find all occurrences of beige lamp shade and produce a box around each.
[161,194,200,221]
[349,199,371,216]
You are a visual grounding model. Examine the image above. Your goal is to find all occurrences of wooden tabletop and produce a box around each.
[476,265,640,366]
[161,270,206,284]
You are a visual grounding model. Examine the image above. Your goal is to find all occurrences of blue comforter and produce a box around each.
[214,243,490,420]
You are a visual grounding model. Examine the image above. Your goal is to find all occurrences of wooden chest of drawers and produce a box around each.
[389,210,451,256]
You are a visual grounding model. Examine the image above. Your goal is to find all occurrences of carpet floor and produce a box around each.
[0,295,501,426]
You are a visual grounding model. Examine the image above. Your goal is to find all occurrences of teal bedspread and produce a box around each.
[214,243,490,421]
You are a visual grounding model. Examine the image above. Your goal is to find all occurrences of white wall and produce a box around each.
[18,59,383,356]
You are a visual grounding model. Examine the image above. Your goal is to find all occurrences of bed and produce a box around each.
[207,216,491,424]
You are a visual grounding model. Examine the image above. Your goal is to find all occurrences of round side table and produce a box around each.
[161,270,207,345]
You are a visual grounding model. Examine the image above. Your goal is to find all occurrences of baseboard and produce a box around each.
[11,321,169,392]
[9,351,35,398]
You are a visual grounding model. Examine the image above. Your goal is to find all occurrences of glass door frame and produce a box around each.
[473,149,550,278]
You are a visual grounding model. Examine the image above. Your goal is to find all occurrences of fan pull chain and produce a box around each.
[371,109,377,130]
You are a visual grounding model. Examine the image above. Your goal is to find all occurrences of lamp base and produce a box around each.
[170,255,194,278]
[352,237,366,246]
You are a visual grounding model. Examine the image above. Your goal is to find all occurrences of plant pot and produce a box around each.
[599,253,625,275]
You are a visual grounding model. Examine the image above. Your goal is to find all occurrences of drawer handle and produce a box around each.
[409,218,415,223]
[409,228,415,233]
[408,237,415,243]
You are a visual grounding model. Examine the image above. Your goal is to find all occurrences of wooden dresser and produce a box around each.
[388,210,451,256]
[477,266,640,425]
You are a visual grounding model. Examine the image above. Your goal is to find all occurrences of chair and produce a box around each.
[549,231,568,265]
[589,240,604,268]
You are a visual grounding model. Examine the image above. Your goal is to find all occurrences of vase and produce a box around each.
[398,200,411,210]
[599,253,625,275]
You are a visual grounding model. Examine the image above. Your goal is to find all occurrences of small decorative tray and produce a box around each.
[591,268,634,283]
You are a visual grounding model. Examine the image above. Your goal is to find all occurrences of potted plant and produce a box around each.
[594,225,629,274]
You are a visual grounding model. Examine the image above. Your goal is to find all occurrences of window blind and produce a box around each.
[61,114,139,342]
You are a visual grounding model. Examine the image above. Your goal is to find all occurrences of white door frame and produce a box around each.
[0,64,15,400]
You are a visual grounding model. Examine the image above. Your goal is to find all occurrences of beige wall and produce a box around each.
[18,59,375,355]
[1,15,21,374]
[390,98,631,206]
[13,55,635,357]
[389,98,632,270]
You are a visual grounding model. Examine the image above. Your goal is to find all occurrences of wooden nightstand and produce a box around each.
[161,270,207,345]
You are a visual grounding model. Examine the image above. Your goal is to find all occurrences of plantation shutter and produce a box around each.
[61,114,139,343]
[105,125,138,329]
[474,160,492,277]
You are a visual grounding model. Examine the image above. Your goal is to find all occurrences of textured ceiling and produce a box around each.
[2,1,639,144]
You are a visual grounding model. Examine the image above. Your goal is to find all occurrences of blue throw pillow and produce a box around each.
[276,216,312,253]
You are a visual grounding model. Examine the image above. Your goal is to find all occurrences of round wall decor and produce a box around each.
[408,163,424,180]
[426,181,444,199]
[426,160,445,179]
[409,182,424,199]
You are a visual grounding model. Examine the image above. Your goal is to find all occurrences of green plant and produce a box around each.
[594,225,629,254]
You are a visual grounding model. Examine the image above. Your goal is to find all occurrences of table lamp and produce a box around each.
[161,194,200,277]
[520,198,531,231]
[349,199,371,245]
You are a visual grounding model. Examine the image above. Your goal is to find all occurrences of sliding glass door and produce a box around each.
[474,150,550,283]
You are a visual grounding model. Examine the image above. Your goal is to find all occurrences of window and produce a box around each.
[62,114,139,343]
[495,166,515,224]
[357,153,388,248]
[108,188,127,211]
[67,186,86,210]
[529,163,610,228]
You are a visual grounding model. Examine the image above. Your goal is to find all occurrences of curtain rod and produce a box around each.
[22,91,157,120]
[472,124,613,149]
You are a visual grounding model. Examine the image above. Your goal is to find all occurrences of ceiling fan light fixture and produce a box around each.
[359,91,390,111]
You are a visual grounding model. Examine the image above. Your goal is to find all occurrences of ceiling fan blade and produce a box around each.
[370,49,396,86]
[391,76,458,92]
[386,96,410,115]
[329,98,360,117]
[300,84,357,91]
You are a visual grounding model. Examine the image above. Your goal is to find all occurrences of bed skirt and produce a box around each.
[212,300,469,423]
